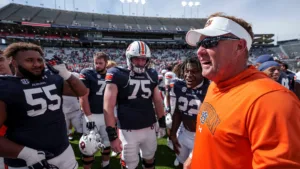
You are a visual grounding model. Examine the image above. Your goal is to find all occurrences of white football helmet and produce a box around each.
[164,71,176,86]
[126,41,151,73]
[161,69,167,75]
[79,130,106,156]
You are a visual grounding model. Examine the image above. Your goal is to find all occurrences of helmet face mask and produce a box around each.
[126,41,151,73]
[129,56,150,74]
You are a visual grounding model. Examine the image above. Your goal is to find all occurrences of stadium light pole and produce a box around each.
[120,0,125,15]
[127,0,132,15]
[194,2,200,18]
[64,0,66,10]
[54,0,56,9]
[181,1,187,18]
[188,1,193,18]
[134,0,139,16]
[141,0,146,16]
[73,0,76,11]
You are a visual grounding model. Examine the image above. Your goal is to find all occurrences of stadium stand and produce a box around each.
[0,3,299,71]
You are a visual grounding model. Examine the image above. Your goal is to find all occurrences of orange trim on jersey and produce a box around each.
[140,41,145,55]
[105,74,113,81]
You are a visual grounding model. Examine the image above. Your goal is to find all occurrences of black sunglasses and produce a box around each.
[196,36,241,49]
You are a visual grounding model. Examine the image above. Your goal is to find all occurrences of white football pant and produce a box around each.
[176,126,195,164]
[119,124,157,169]
[65,109,83,134]
[7,145,78,169]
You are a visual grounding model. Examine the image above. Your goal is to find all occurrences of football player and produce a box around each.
[170,57,209,169]
[0,42,87,169]
[277,61,295,90]
[62,72,83,140]
[79,52,111,169]
[0,49,12,169]
[103,41,166,169]
[258,61,286,86]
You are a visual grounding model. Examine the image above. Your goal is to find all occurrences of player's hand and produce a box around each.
[170,135,181,155]
[45,55,71,80]
[183,156,192,169]
[110,138,122,153]
[17,147,46,166]
[86,121,96,130]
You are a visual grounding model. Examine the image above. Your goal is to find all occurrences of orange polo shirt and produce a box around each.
[191,66,300,169]
[0,125,7,136]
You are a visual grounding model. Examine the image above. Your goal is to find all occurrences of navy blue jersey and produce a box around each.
[80,68,106,114]
[0,72,69,167]
[278,72,290,90]
[286,71,295,91]
[171,79,209,120]
[106,67,158,130]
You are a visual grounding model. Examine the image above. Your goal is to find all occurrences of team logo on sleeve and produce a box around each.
[105,73,114,81]
[20,79,30,85]
[200,111,208,124]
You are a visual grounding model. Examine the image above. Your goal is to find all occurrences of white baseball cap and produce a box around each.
[185,16,253,50]
[295,72,300,83]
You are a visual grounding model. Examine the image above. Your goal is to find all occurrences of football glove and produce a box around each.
[45,55,71,80]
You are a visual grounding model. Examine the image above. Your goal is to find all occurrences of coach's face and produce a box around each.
[197,34,246,83]
[13,50,45,80]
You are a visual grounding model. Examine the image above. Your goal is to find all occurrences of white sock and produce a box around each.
[102,160,109,167]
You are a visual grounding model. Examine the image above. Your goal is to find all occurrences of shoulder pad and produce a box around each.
[0,75,18,80]
[80,68,94,74]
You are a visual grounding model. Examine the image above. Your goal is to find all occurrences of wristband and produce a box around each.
[158,116,166,128]
[106,126,118,142]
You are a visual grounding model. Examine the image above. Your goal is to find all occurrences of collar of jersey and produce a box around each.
[192,79,204,89]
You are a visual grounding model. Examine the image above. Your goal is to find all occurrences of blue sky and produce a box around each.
[0,0,299,41]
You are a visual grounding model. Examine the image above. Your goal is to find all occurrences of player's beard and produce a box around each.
[18,65,45,81]
[97,68,106,75]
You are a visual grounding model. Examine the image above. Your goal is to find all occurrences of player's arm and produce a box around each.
[103,83,118,128]
[0,101,23,158]
[170,105,182,138]
[153,86,165,119]
[0,101,46,166]
[247,91,300,168]
[63,75,88,97]
[45,57,87,97]
[164,86,171,113]
[79,89,92,116]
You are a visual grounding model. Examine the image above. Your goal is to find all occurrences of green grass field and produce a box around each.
[69,134,178,169]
